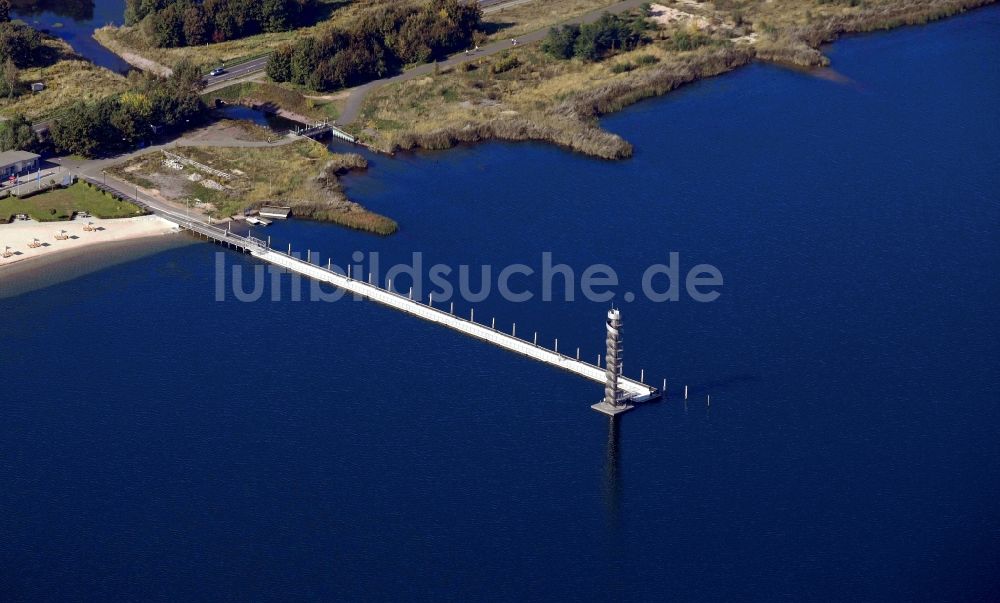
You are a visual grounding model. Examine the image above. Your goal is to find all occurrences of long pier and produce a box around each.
[86,176,660,409]
[258,246,658,403]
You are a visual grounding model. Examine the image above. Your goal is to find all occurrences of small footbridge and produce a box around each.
[294,122,356,144]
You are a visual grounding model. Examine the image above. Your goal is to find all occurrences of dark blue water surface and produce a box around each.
[3,7,1000,601]
[12,0,130,73]
[215,105,304,132]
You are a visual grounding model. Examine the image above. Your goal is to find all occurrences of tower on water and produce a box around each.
[604,308,623,406]
[593,308,635,416]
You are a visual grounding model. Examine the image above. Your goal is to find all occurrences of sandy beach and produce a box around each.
[0,215,179,271]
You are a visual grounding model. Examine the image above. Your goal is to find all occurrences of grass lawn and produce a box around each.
[0,182,145,222]
[483,0,620,40]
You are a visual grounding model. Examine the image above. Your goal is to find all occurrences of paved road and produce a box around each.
[338,0,648,125]
[201,56,270,88]
[196,0,537,93]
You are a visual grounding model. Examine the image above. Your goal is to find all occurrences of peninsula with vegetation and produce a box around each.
[0,0,995,271]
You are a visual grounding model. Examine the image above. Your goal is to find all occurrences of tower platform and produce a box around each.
[591,401,635,416]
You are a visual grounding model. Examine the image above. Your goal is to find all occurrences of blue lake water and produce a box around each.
[215,104,304,132]
[12,0,130,73]
[2,6,1000,601]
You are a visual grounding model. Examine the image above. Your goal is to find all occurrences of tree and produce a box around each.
[0,22,43,67]
[260,0,292,33]
[0,0,10,24]
[289,37,318,85]
[146,2,185,47]
[50,101,103,156]
[0,113,38,152]
[541,25,580,60]
[170,58,206,94]
[266,46,293,82]
[1,58,18,99]
[49,65,206,158]
[183,5,209,46]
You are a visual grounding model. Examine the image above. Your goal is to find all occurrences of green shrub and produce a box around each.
[610,62,635,73]
[491,53,520,74]
[668,29,712,51]
[542,11,650,62]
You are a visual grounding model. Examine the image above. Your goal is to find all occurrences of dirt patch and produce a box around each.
[649,4,712,29]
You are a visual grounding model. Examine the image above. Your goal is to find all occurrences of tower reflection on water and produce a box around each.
[603,416,622,529]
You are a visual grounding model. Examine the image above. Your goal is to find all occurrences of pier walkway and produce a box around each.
[83,175,660,406]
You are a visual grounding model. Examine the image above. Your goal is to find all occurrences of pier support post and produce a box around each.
[641,369,644,383]
[512,323,516,337]
[409,287,413,300]
[429,292,433,306]
[288,243,291,255]
[348,265,352,279]
[663,378,667,394]
[684,386,689,400]
[327,259,331,270]
[267,235,271,248]
[533,332,537,345]
[492,317,495,329]
[470,309,474,322]
[450,302,454,314]
[577,347,580,360]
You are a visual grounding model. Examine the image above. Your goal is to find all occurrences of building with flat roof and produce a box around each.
[0,150,40,179]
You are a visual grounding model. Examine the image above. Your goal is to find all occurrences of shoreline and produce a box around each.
[84,0,996,161]
[0,231,195,299]
[359,0,997,159]
[0,215,179,274]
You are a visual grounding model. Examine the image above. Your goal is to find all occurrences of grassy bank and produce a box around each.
[108,141,397,235]
[356,0,994,158]
[359,38,751,159]
[483,0,619,41]
[205,82,342,122]
[0,37,128,121]
[0,182,145,222]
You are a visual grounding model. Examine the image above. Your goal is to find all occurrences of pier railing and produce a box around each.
[254,245,657,400]
[83,174,659,402]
